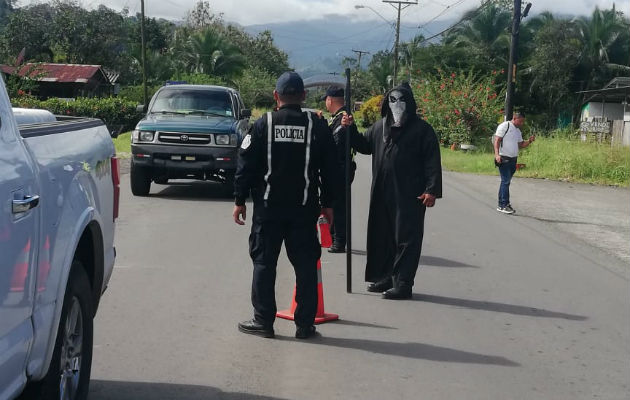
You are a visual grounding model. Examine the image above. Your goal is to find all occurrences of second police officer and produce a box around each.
[321,86,358,253]
[233,71,340,339]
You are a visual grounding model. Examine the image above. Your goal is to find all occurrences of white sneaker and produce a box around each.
[497,205,515,214]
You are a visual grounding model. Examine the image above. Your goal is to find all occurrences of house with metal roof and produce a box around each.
[577,77,630,146]
[0,63,114,99]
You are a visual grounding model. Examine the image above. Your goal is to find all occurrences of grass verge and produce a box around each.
[113,132,131,157]
[441,137,630,187]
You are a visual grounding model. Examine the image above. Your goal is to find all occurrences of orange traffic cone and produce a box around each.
[318,214,332,248]
[10,240,31,292]
[276,259,339,324]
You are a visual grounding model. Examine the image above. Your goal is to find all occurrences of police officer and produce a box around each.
[233,71,339,339]
[320,86,358,253]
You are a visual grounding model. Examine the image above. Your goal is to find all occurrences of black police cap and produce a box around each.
[320,86,344,101]
[275,71,304,95]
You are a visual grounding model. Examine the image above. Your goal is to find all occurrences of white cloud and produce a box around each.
[18,0,630,25]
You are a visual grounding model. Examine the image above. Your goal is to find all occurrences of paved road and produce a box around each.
[91,157,629,400]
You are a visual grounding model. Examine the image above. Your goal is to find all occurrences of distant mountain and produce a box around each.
[244,15,455,77]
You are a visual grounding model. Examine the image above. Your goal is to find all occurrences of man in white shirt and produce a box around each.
[493,111,535,214]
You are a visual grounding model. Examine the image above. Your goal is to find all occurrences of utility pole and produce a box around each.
[140,0,148,112]
[504,1,531,120]
[351,49,370,70]
[383,1,417,87]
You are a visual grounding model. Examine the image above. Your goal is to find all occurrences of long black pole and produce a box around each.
[344,68,352,293]
[504,0,521,121]
[140,0,148,112]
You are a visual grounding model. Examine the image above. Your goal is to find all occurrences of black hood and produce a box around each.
[380,81,418,118]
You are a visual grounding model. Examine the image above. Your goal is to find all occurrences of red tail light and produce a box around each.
[111,156,120,221]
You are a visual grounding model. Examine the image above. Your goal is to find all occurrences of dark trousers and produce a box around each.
[249,211,320,328]
[498,157,517,207]
[331,193,346,247]
[330,166,354,247]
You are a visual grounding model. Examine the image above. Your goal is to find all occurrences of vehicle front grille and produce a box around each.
[157,132,211,145]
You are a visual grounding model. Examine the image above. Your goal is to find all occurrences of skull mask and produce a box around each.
[388,90,406,127]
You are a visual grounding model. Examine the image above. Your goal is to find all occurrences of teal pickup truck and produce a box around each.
[130,84,251,196]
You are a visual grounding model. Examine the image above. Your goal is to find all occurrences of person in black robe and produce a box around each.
[345,82,442,299]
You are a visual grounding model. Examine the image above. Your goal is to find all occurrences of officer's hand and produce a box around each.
[321,207,333,228]
[418,193,436,207]
[529,135,536,143]
[315,110,324,119]
[341,114,354,127]
[233,205,247,225]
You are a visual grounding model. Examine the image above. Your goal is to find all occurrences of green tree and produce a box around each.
[220,26,289,76]
[187,0,222,31]
[444,4,511,69]
[234,65,275,107]
[573,5,630,92]
[0,0,14,22]
[0,4,54,63]
[528,20,582,126]
[184,28,246,80]
[367,50,394,93]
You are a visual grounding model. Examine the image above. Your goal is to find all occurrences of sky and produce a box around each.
[17,0,630,26]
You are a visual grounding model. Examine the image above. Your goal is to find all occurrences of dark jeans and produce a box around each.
[498,157,517,207]
[249,212,320,328]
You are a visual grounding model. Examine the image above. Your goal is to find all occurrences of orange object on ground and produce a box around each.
[276,259,339,324]
[318,214,332,248]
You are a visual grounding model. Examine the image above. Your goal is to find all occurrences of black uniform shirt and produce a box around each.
[329,106,358,172]
[234,104,340,212]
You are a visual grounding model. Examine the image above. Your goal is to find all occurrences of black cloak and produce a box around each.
[352,83,442,286]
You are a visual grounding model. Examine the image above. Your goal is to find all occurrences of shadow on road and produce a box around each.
[90,380,290,400]
[331,319,397,330]
[276,336,519,366]
[351,250,480,268]
[413,293,588,321]
[152,181,233,202]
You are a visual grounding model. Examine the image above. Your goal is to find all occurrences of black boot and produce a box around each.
[382,286,412,300]
[238,319,275,338]
[295,325,317,339]
[328,244,345,253]
[367,277,393,293]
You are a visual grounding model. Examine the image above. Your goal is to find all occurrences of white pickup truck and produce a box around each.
[0,76,118,400]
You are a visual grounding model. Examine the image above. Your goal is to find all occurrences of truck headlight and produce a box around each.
[139,131,155,142]
[215,134,230,145]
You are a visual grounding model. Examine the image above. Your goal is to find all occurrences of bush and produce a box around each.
[118,85,161,105]
[355,94,383,128]
[11,95,143,135]
[412,69,505,145]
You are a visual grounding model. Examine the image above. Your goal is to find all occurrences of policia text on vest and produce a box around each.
[274,125,306,143]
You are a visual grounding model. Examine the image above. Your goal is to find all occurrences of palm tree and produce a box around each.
[444,4,512,68]
[573,5,630,91]
[185,28,246,80]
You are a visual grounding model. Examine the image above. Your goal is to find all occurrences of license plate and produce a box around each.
[185,156,196,161]
[171,155,182,161]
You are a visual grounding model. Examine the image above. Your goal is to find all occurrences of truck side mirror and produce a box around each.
[241,109,251,119]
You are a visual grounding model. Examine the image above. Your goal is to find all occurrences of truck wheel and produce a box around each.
[130,162,151,196]
[22,262,94,400]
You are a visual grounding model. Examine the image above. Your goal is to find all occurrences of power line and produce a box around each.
[417,0,469,29]
[417,0,494,45]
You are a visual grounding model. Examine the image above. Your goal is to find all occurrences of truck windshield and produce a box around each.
[150,89,234,117]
